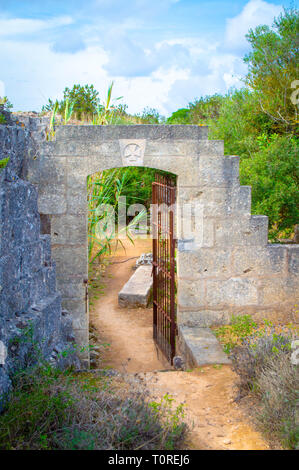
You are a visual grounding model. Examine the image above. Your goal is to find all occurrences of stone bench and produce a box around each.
[118,265,153,308]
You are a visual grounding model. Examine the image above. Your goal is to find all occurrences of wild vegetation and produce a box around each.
[0,363,187,450]
[214,315,298,449]
[0,7,297,451]
[167,8,299,240]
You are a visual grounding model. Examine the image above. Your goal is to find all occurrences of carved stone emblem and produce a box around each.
[119,139,146,166]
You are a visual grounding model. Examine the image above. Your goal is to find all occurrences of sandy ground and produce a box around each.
[90,237,269,450]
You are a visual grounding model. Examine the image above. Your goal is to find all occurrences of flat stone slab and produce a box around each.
[118,265,153,308]
[178,326,231,366]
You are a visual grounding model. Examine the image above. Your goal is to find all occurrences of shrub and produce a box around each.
[214,314,258,354]
[167,108,191,124]
[256,353,298,449]
[230,327,298,449]
[0,365,187,450]
[231,328,292,393]
[240,134,299,239]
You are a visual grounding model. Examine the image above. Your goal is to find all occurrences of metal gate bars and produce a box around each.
[152,173,177,364]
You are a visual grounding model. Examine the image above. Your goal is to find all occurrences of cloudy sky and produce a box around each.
[0,0,284,115]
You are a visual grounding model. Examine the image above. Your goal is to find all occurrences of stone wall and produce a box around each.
[23,123,299,365]
[0,117,79,405]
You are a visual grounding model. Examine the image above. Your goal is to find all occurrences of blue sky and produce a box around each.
[0,0,288,115]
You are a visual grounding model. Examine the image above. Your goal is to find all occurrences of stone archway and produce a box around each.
[24,125,299,366]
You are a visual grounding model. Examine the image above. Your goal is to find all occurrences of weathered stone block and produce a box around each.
[118,266,153,307]
[72,327,90,366]
[215,215,268,247]
[54,124,208,141]
[177,309,231,327]
[50,214,87,245]
[197,140,224,156]
[260,276,299,305]
[143,155,199,185]
[177,211,215,247]
[233,244,287,276]
[288,245,299,274]
[206,277,259,306]
[178,249,232,279]
[145,140,198,157]
[7,277,31,314]
[62,298,87,330]
[36,293,62,345]
[52,245,88,278]
[0,253,22,289]
[26,156,66,185]
[38,184,67,214]
[198,155,239,187]
[177,279,205,308]
[178,326,231,366]
[56,277,86,299]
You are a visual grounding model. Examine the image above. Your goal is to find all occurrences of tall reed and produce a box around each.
[87,169,146,264]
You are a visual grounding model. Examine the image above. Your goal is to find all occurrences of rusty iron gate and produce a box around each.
[152,173,177,364]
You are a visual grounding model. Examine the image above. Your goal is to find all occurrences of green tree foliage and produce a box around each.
[240,134,299,238]
[188,94,224,124]
[43,84,100,120]
[167,94,224,124]
[244,7,299,132]
[167,108,190,124]
[61,84,100,120]
[138,107,164,124]
[0,96,13,110]
[205,8,299,239]
[208,88,273,156]
[208,88,299,239]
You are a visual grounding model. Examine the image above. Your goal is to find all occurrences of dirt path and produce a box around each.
[90,238,268,450]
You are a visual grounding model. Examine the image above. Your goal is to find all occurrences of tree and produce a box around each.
[240,134,299,238]
[167,108,190,124]
[188,94,224,124]
[208,88,273,157]
[167,95,224,125]
[42,84,101,120]
[244,7,299,132]
[139,107,163,124]
[61,84,100,120]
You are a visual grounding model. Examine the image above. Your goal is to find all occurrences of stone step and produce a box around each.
[178,326,231,367]
[118,265,153,308]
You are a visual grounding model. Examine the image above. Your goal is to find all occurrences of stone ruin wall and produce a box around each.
[0,112,297,375]
[0,114,79,404]
[21,122,299,364]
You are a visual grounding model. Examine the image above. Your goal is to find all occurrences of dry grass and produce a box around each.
[228,321,298,449]
[256,353,298,449]
[0,364,187,450]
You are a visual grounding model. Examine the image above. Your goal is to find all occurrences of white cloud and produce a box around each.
[225,0,282,50]
[0,0,283,115]
[0,15,73,37]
